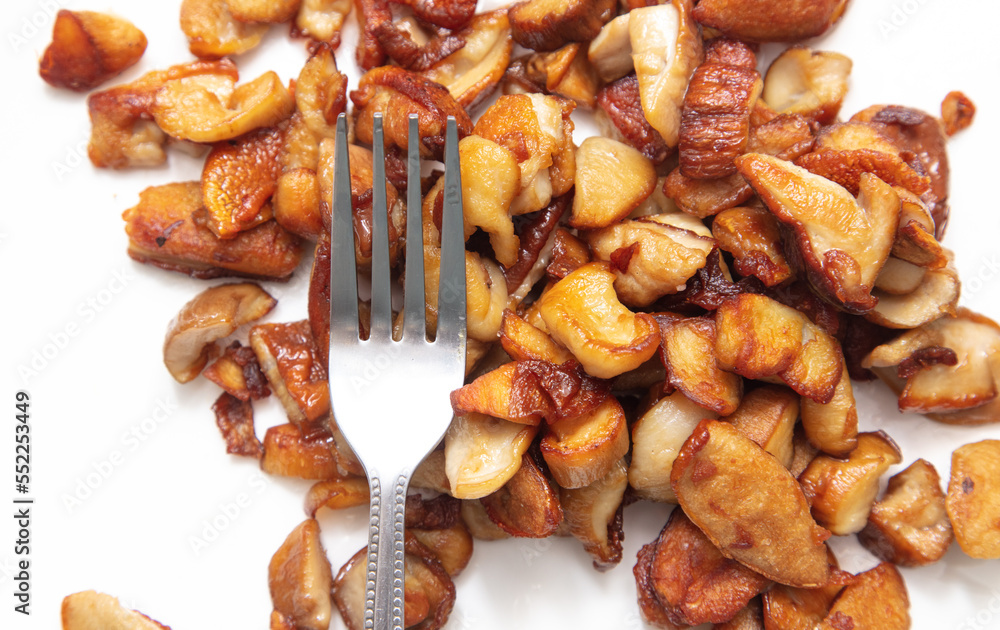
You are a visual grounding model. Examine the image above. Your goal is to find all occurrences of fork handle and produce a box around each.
[365,470,410,630]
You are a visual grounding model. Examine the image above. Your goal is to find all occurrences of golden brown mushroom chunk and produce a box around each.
[421,10,514,109]
[40,11,147,91]
[250,320,331,427]
[260,423,340,480]
[559,458,628,570]
[61,591,171,630]
[693,0,849,43]
[181,0,268,59]
[268,519,334,630]
[946,439,1000,559]
[508,0,616,52]
[816,562,910,630]
[762,47,851,124]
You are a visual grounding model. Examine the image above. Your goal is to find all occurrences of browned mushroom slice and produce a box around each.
[250,320,330,426]
[481,453,563,537]
[261,423,340,480]
[634,540,687,630]
[538,262,661,378]
[560,458,627,570]
[942,90,976,136]
[541,396,629,489]
[679,39,761,180]
[181,0,268,58]
[660,316,742,416]
[294,0,351,44]
[450,362,544,425]
[163,282,276,383]
[87,59,238,169]
[946,439,1000,559]
[351,66,473,160]
[692,0,848,42]
[152,70,295,143]
[295,44,348,140]
[304,477,370,516]
[212,392,264,458]
[40,10,147,91]
[799,431,903,536]
[864,308,1000,416]
[858,458,953,567]
[722,385,797,469]
[736,154,900,313]
[570,137,657,229]
[642,509,772,627]
[630,1,703,148]
[499,309,573,364]
[595,73,670,164]
[794,148,930,202]
[444,413,538,499]
[865,256,960,330]
[507,0,615,52]
[389,0,475,29]
[204,341,272,400]
[816,563,910,630]
[712,206,793,287]
[62,591,171,630]
[762,47,851,124]
[375,19,467,72]
[269,518,334,630]
[506,43,600,109]
[762,569,853,630]
[409,523,475,577]
[421,10,512,109]
[227,0,302,23]
[671,419,831,588]
[799,365,858,458]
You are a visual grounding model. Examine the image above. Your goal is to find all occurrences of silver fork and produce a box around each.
[328,112,466,630]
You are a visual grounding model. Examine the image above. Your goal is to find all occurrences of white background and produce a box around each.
[2,0,999,628]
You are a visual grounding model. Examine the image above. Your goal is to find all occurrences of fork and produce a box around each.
[328,111,466,630]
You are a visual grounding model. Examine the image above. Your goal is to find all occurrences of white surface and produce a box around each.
[2,0,999,628]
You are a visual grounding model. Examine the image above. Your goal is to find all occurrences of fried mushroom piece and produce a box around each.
[692,0,848,43]
[863,309,1000,421]
[946,439,1000,559]
[816,563,910,630]
[679,39,761,180]
[508,0,615,52]
[304,477,370,515]
[409,523,475,578]
[570,137,657,229]
[799,365,858,458]
[481,453,563,537]
[560,458,628,570]
[712,206,793,287]
[541,396,629,489]
[639,509,772,627]
[799,431,903,536]
[630,0,703,149]
[227,0,302,23]
[587,13,633,83]
[163,282,276,383]
[671,419,831,588]
[204,341,272,400]
[390,0,476,29]
[660,316,742,416]
[87,59,238,169]
[250,320,331,426]
[212,392,264,458]
[261,423,340,480]
[538,262,661,379]
[61,591,171,630]
[181,0,268,59]
[942,90,976,136]
[762,48,851,124]
[736,154,900,313]
[422,10,513,109]
[40,10,147,91]
[761,568,853,630]
[499,309,573,364]
[722,385,798,469]
[595,73,670,164]
[444,413,538,499]
[858,458,953,566]
[457,135,521,267]
[294,0,352,44]
[351,66,473,160]
[505,43,600,109]
[123,182,304,280]
[268,519,334,630]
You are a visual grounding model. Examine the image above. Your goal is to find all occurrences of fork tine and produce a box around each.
[402,114,427,342]
[436,116,467,347]
[369,113,393,340]
[329,113,360,344]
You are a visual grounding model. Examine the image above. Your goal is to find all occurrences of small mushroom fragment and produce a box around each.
[461,499,511,540]
[537,262,661,379]
[946,439,1000,559]
[499,309,573,364]
[457,135,521,267]
[864,309,1000,421]
[942,90,976,136]
[444,413,538,499]
[505,43,599,109]
[723,385,798,469]
[61,591,171,630]
[181,0,268,58]
[152,71,295,144]
[163,282,276,383]
[304,477,371,516]
[570,137,657,229]
[409,523,475,578]
[389,0,475,30]
[799,431,903,536]
[762,567,853,630]
[692,0,848,43]
[858,458,953,566]
[541,396,629,489]
[268,519,334,630]
[595,73,670,164]
[560,458,628,570]
[629,391,717,503]
[712,206,793,287]
[679,39,761,179]
[816,563,910,630]
[507,0,615,52]
[671,419,831,588]
[762,48,851,124]
[630,1,703,148]
[736,154,900,313]
[638,509,771,627]
[40,10,147,91]
[546,228,591,283]
[294,0,352,44]
[450,362,543,425]
[204,341,271,401]
[421,10,513,109]
[212,392,264,458]
[865,258,960,330]
[260,423,340,480]
[480,453,563,537]
[227,0,302,23]
[660,316,742,416]
[250,320,330,426]
[294,44,348,140]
